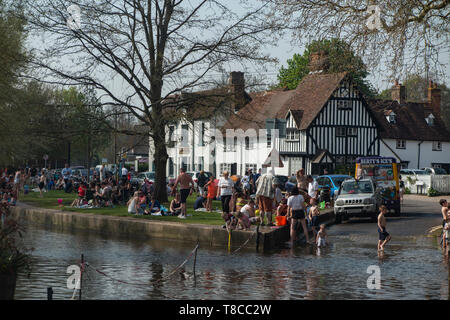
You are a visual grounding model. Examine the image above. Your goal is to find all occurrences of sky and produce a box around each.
[27,0,449,102]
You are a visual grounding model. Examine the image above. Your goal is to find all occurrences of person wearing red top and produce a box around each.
[205,176,217,212]
[71,183,87,207]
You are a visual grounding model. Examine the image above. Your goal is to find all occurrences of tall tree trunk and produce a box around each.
[153,133,168,203]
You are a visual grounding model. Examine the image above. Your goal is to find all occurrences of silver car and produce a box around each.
[334,178,382,224]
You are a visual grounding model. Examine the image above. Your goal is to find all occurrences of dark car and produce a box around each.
[275,175,289,191]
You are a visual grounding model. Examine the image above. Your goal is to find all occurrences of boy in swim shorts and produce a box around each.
[377,205,391,251]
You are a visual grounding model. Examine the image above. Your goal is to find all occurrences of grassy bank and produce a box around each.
[20,190,225,226]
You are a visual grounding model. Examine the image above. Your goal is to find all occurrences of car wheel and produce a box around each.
[334,213,342,224]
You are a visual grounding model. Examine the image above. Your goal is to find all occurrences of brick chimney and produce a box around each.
[391,79,406,104]
[228,71,246,112]
[428,80,441,117]
[308,51,329,73]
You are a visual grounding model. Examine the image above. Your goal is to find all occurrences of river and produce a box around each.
[14,221,449,300]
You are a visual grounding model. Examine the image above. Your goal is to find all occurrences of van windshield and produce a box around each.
[341,181,373,195]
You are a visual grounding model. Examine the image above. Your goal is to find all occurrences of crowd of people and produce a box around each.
[168,167,327,246]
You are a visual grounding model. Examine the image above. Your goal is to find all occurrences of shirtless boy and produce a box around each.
[440,199,449,228]
[377,205,391,251]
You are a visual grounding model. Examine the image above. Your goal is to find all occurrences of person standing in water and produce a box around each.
[377,205,391,251]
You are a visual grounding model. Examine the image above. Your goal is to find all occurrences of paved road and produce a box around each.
[328,196,444,239]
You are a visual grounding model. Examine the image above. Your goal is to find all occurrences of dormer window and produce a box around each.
[425,114,435,126]
[384,110,396,123]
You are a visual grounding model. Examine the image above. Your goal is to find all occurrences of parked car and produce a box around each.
[275,175,289,191]
[334,178,383,224]
[135,172,156,185]
[421,167,448,175]
[400,169,427,176]
[316,175,353,198]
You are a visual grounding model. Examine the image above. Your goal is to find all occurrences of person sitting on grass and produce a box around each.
[170,193,182,216]
[127,191,142,215]
[71,182,87,207]
[194,192,207,210]
[55,177,65,190]
[147,195,161,215]
[137,191,147,212]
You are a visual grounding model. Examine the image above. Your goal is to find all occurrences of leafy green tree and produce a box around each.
[276,39,376,97]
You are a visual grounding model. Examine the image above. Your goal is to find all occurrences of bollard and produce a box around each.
[47,287,53,300]
[193,241,199,276]
[79,254,84,301]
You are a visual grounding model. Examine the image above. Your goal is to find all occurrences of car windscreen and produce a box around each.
[340,180,373,195]
[146,172,155,179]
[331,177,349,187]
[434,168,447,174]
[413,170,426,175]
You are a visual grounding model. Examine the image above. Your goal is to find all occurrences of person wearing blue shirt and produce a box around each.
[61,163,72,182]
[194,192,207,210]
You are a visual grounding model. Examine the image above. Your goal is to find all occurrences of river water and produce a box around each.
[14,222,449,300]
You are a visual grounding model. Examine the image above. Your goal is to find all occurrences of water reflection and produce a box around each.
[13,222,449,300]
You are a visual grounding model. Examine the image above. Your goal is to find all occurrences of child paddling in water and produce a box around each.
[316,224,328,247]
[377,205,391,251]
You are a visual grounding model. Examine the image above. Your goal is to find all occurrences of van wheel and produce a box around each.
[334,213,342,224]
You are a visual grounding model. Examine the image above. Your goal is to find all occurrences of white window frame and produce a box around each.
[337,100,351,109]
[432,141,442,151]
[396,139,406,149]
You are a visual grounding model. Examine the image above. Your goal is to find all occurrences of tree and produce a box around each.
[276,39,376,97]
[21,0,278,202]
[266,0,449,81]
[377,74,450,130]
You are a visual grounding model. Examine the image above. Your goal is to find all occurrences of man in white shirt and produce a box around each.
[121,166,128,177]
[307,175,319,200]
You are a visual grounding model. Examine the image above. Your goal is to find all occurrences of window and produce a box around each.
[336,127,346,137]
[245,163,257,173]
[180,124,189,145]
[245,137,255,150]
[199,122,206,146]
[347,128,357,136]
[224,136,237,152]
[220,163,232,173]
[267,133,272,148]
[432,141,442,151]
[286,129,299,141]
[168,126,175,148]
[396,140,406,149]
[426,114,435,126]
[337,100,351,109]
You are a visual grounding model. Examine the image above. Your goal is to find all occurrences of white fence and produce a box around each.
[402,174,450,194]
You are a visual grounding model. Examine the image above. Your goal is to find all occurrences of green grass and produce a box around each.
[20,190,225,226]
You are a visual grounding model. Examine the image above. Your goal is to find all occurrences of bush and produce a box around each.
[0,204,32,275]
[427,187,440,197]
[405,187,411,194]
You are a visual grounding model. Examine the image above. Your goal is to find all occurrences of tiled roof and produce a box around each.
[368,99,450,142]
[223,72,348,131]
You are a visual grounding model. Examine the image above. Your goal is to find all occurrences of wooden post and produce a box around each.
[193,241,199,278]
[47,287,53,300]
